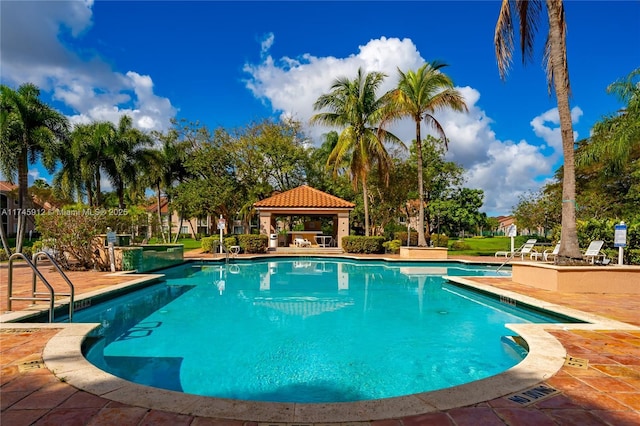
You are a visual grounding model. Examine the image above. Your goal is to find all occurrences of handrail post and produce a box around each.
[7,256,15,312]
[32,251,76,322]
[8,252,56,322]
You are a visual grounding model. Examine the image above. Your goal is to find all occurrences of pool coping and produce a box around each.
[3,265,639,422]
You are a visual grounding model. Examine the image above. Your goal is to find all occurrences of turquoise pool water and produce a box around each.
[77,258,562,403]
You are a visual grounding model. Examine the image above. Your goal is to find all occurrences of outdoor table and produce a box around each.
[315,235,332,247]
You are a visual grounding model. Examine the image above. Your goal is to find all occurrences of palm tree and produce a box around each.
[386,62,468,246]
[144,130,188,242]
[0,83,69,253]
[495,0,582,262]
[63,121,116,206]
[105,115,153,209]
[578,67,640,170]
[311,68,402,236]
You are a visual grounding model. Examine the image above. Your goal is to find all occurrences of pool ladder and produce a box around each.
[217,243,230,264]
[6,251,76,322]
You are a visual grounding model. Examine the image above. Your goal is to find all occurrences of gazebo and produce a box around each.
[253,185,355,249]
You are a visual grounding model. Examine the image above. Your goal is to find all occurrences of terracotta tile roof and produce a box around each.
[146,197,169,214]
[0,181,18,192]
[254,185,355,209]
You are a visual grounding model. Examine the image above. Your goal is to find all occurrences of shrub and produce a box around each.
[393,231,418,246]
[576,217,639,264]
[382,239,401,254]
[237,234,268,253]
[627,249,640,265]
[201,237,216,253]
[224,236,238,250]
[34,213,107,270]
[21,246,33,259]
[430,234,449,247]
[342,236,386,254]
[0,248,7,261]
[450,240,471,251]
[31,240,43,253]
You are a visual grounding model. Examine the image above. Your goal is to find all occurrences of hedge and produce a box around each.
[201,235,246,254]
[201,237,216,253]
[393,231,418,246]
[430,233,449,248]
[383,239,401,254]
[237,234,268,253]
[342,236,386,254]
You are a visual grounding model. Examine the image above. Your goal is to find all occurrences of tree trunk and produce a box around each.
[94,169,101,207]
[415,120,428,246]
[0,216,12,255]
[173,215,183,243]
[156,183,166,243]
[118,181,125,209]
[84,176,93,206]
[362,180,370,237]
[547,1,583,262]
[15,146,28,253]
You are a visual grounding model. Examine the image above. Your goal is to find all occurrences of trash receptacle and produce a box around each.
[269,234,278,249]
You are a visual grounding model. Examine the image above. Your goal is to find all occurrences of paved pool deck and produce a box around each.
[1,252,639,425]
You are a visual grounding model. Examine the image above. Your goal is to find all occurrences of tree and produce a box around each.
[105,115,154,209]
[495,0,582,263]
[386,62,468,246]
[512,189,560,237]
[578,67,640,170]
[311,67,403,236]
[59,122,113,206]
[366,157,416,235]
[172,127,239,234]
[430,188,484,237]
[416,136,464,235]
[0,83,69,253]
[145,127,189,242]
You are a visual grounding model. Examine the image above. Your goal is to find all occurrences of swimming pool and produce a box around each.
[74,258,570,403]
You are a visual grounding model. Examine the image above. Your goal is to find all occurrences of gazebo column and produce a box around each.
[258,212,272,235]
[336,212,350,248]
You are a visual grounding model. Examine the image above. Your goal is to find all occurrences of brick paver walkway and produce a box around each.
[1,252,639,425]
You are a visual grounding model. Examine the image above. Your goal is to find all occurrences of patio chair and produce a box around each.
[583,240,608,264]
[531,241,560,261]
[294,237,312,248]
[495,239,537,259]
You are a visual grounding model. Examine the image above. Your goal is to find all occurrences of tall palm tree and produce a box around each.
[495,0,582,262]
[311,68,402,236]
[578,67,640,170]
[64,121,115,206]
[105,115,153,208]
[144,130,188,242]
[0,83,69,253]
[386,62,468,246]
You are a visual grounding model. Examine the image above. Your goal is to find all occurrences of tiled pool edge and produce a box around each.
[0,273,164,323]
[31,321,568,423]
[5,270,638,422]
[29,277,608,423]
[445,276,640,331]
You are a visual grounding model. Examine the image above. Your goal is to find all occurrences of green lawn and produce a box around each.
[148,237,202,250]
[447,236,526,256]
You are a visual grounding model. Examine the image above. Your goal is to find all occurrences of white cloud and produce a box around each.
[530,106,583,153]
[243,36,424,142]
[28,169,43,184]
[243,35,565,216]
[0,1,176,133]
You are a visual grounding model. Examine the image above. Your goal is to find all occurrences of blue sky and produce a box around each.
[1,0,639,216]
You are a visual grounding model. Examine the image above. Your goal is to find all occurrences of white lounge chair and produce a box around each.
[495,239,537,259]
[294,237,312,248]
[583,240,607,264]
[531,241,560,261]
